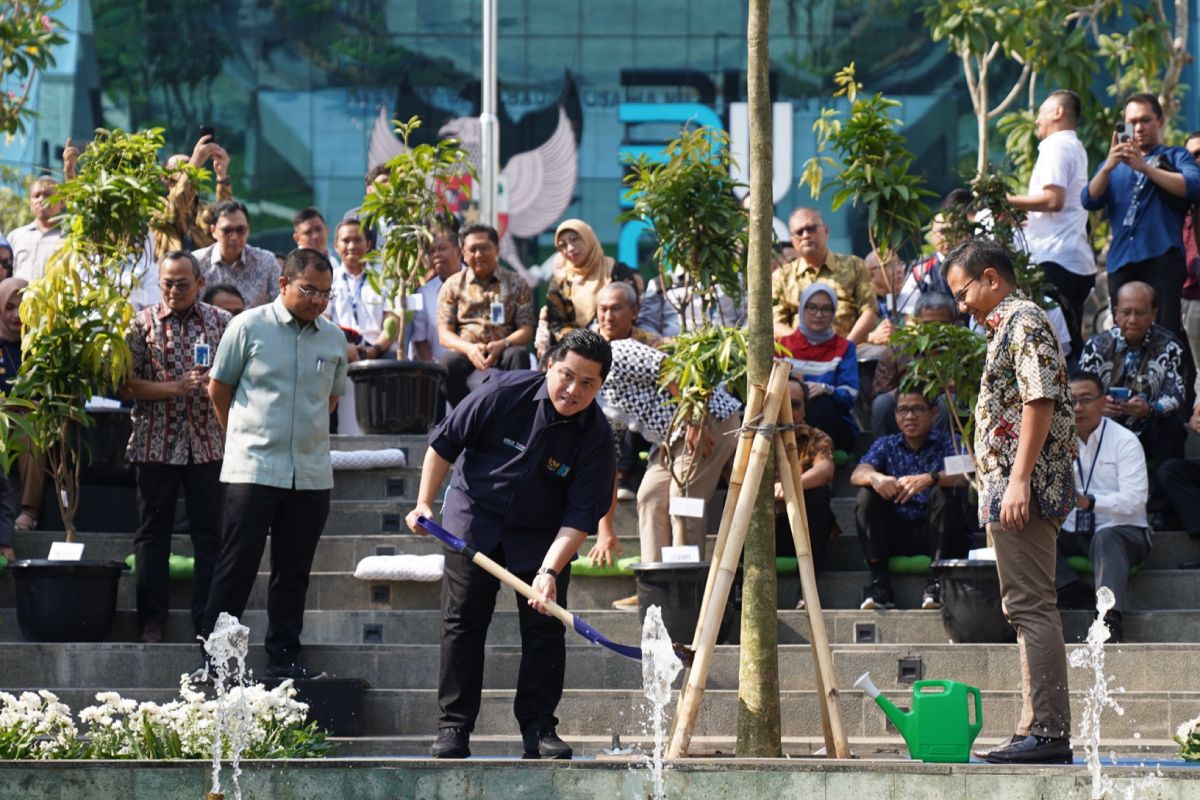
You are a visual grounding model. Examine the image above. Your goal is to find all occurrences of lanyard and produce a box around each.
[342,271,367,323]
[1075,419,1107,493]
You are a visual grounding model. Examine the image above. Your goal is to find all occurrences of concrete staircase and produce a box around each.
[2,433,1198,759]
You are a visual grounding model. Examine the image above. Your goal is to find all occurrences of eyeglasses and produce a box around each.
[217,225,248,236]
[791,224,823,237]
[953,277,978,304]
[1071,394,1101,407]
[160,279,193,291]
[291,283,334,300]
[803,303,834,315]
[895,405,930,417]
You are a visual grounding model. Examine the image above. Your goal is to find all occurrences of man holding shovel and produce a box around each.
[406,329,616,760]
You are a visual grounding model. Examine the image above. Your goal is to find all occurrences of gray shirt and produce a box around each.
[210,296,348,490]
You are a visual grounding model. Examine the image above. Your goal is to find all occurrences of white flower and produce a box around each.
[1176,714,1200,742]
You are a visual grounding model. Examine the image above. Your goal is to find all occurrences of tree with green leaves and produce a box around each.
[5,128,174,539]
[0,0,66,140]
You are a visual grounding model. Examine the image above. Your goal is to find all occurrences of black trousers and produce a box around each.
[200,483,329,665]
[774,485,835,570]
[805,394,856,452]
[133,460,223,634]
[438,543,571,734]
[854,486,968,575]
[1040,261,1095,360]
[1108,249,1187,336]
[440,345,529,407]
[1158,457,1200,536]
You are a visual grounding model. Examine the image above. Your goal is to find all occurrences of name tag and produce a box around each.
[669,496,706,518]
[48,542,85,561]
[489,301,505,324]
[944,454,975,475]
[662,545,701,563]
[503,437,526,453]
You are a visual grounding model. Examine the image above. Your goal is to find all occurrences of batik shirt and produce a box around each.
[125,301,231,464]
[1077,324,1185,434]
[975,291,1077,526]
[860,430,960,522]
[771,251,873,338]
[193,243,281,308]
[437,266,535,345]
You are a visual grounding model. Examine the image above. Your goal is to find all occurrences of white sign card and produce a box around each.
[944,454,975,476]
[669,496,706,518]
[968,547,996,562]
[48,542,85,561]
[661,545,701,563]
[407,293,424,311]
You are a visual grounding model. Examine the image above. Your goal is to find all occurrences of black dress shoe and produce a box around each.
[974,733,1022,760]
[431,727,470,758]
[1102,609,1124,643]
[522,725,573,759]
[983,734,1072,764]
[1180,557,1200,570]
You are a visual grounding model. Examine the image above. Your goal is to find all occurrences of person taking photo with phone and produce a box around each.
[1083,93,1200,336]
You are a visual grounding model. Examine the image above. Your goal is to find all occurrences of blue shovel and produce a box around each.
[417,516,694,664]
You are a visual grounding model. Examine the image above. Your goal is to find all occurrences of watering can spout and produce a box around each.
[854,672,915,740]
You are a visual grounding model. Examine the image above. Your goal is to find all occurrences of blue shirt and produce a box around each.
[1081,145,1200,272]
[429,369,616,572]
[860,430,960,522]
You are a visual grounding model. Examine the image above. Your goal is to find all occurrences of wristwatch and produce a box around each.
[928,470,941,484]
[1085,494,1096,511]
[536,566,558,579]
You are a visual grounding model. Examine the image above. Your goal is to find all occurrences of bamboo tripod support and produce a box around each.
[774,396,850,758]
[666,361,849,759]
[666,361,790,759]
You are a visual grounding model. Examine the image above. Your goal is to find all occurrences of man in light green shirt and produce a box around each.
[197,248,347,682]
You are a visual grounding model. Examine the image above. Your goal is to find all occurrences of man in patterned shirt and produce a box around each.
[122,251,231,644]
[437,223,534,406]
[944,237,1077,765]
[771,207,875,343]
[193,200,281,308]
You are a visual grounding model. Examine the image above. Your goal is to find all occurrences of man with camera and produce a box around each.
[1083,93,1200,336]
[1055,372,1150,643]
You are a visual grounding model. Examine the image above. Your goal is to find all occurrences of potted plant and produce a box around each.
[353,116,474,435]
[3,128,180,640]
[619,125,748,637]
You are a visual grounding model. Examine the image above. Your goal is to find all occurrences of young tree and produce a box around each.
[0,0,66,140]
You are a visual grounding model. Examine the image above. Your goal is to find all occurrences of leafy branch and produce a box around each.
[0,0,66,140]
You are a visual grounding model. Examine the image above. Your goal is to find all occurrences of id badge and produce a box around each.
[1074,509,1096,536]
[194,342,211,368]
[489,301,505,325]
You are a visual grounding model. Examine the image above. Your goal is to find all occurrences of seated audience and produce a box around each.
[777,283,860,451]
[193,200,280,308]
[1077,281,1186,508]
[1158,398,1200,569]
[896,189,971,318]
[437,223,534,406]
[1055,373,1150,643]
[536,219,639,362]
[0,277,44,531]
[871,292,959,435]
[0,240,12,279]
[850,390,969,610]
[636,276,682,340]
[203,284,245,316]
[401,223,463,363]
[774,376,836,609]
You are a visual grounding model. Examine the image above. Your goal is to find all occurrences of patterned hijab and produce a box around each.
[798,282,838,345]
[554,218,614,328]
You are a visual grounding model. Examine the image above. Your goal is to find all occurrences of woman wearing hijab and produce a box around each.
[0,277,34,550]
[776,282,860,451]
[535,219,639,361]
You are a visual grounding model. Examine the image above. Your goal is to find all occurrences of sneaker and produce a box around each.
[611,594,639,611]
[921,581,942,610]
[431,727,471,759]
[859,580,895,610]
[264,662,328,681]
[616,486,636,502]
[187,661,213,686]
[522,725,573,759]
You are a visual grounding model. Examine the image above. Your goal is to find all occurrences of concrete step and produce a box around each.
[4,642,1199,695]
[11,606,1197,647]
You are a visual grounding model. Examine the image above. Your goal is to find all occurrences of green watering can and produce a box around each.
[855,672,982,763]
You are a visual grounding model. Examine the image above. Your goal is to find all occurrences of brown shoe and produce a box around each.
[611,594,638,611]
[139,622,165,644]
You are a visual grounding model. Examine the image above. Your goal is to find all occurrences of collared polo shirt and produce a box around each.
[429,369,616,572]
[193,242,282,308]
[1025,130,1095,276]
[210,296,348,490]
[8,222,64,282]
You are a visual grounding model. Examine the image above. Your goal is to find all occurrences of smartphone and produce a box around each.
[1109,386,1130,401]
[199,124,216,142]
[1115,122,1131,144]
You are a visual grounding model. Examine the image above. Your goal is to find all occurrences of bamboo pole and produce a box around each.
[775,398,850,759]
[667,360,790,758]
[668,381,765,743]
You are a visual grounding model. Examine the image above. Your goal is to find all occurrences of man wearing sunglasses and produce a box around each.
[196,248,347,682]
[193,200,281,308]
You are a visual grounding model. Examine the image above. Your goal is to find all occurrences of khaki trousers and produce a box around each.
[987,506,1072,739]
[636,413,741,563]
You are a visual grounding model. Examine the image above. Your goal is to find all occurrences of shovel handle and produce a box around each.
[466,549,576,629]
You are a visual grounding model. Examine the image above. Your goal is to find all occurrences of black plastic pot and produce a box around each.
[932,559,1017,644]
[8,559,128,642]
[631,561,739,645]
[348,359,446,435]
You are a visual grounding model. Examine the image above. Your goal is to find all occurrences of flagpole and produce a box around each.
[480,0,499,227]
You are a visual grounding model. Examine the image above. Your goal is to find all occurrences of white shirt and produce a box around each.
[327,263,385,343]
[1063,418,1149,533]
[8,222,64,282]
[407,274,448,361]
[1024,130,1095,276]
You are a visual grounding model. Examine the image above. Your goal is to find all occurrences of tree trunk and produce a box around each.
[735,0,782,758]
[976,75,989,178]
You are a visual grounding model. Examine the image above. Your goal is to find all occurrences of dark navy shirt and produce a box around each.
[429,369,616,572]
[860,430,959,522]
[1081,144,1200,272]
